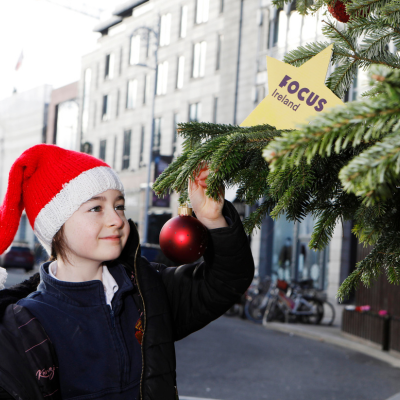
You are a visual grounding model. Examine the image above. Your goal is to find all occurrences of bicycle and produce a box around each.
[244,277,272,323]
[262,279,335,326]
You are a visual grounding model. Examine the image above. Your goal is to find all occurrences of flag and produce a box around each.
[15,51,23,71]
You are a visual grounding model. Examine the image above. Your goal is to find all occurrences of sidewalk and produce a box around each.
[263,319,400,369]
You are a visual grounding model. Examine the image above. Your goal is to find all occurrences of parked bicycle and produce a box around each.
[262,279,335,326]
[243,276,272,323]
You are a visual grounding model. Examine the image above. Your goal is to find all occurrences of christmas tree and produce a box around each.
[153,0,400,301]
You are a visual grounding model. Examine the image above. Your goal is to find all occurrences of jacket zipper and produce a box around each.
[130,225,145,400]
[108,304,127,386]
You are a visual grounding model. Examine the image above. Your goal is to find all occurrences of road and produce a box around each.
[175,316,400,400]
[3,266,39,288]
[5,269,400,400]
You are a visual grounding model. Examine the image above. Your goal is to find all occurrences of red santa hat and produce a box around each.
[0,144,124,256]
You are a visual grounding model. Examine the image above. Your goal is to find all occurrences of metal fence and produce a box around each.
[342,309,390,351]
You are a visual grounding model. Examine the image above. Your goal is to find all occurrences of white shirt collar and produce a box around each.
[48,260,119,308]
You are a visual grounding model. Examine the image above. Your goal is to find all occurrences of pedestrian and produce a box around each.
[0,144,254,400]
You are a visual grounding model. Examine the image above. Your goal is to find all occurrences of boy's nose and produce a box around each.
[106,208,124,228]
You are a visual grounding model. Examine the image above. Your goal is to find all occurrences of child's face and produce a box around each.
[62,189,130,266]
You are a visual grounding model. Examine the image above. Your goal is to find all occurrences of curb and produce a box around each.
[386,394,400,400]
[263,322,400,369]
[180,397,221,400]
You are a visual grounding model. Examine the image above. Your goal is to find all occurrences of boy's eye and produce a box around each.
[89,205,125,212]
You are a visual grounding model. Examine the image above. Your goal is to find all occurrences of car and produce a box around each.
[0,242,35,272]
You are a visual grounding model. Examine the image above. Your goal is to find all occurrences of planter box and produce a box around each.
[342,309,390,350]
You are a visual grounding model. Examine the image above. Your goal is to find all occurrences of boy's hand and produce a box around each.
[188,166,228,230]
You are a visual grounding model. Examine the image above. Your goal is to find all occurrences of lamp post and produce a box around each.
[129,25,159,244]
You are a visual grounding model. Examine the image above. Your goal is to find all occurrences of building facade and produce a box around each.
[0,85,52,250]
[79,0,260,243]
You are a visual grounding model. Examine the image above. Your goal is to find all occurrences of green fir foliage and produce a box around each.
[154,0,400,300]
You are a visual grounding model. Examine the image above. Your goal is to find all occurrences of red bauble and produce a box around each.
[159,205,208,264]
[328,0,350,23]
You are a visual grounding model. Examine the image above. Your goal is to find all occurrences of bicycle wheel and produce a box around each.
[224,305,238,317]
[301,299,324,325]
[262,298,285,325]
[244,294,267,323]
[322,301,336,326]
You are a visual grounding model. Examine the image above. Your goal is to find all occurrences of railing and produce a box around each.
[342,309,390,351]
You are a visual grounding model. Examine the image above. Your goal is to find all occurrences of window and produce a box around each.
[216,34,223,70]
[172,113,180,155]
[273,8,282,47]
[113,135,117,169]
[302,13,316,41]
[196,0,209,23]
[153,118,162,154]
[119,47,123,75]
[176,56,185,89]
[104,53,115,79]
[143,74,151,104]
[277,10,288,47]
[130,35,141,65]
[260,9,271,50]
[156,61,169,95]
[93,102,97,127]
[126,79,138,109]
[287,1,302,43]
[180,6,188,38]
[81,68,91,135]
[140,126,145,166]
[213,97,218,123]
[160,13,171,46]
[189,103,202,121]
[192,41,207,78]
[220,0,224,13]
[122,130,131,170]
[116,89,120,117]
[99,139,107,161]
[102,95,109,121]
[55,100,78,150]
[96,62,99,88]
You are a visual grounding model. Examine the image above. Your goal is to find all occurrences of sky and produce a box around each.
[0,0,123,101]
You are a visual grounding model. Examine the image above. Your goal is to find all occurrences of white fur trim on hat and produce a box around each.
[34,166,124,255]
[0,267,7,290]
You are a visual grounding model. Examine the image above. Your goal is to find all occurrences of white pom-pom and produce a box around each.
[0,267,7,290]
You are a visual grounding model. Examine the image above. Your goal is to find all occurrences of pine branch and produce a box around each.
[339,130,400,204]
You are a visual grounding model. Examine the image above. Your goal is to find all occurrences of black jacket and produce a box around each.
[0,200,254,400]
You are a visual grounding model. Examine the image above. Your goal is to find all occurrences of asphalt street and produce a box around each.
[4,266,39,288]
[5,269,400,400]
[176,316,400,400]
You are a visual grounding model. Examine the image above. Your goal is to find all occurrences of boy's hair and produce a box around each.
[48,225,71,264]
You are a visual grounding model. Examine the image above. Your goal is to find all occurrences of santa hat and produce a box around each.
[0,144,124,256]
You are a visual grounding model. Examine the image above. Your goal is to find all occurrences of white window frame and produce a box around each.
[105,53,115,80]
[126,79,138,109]
[176,56,185,89]
[156,61,169,95]
[189,102,202,121]
[160,13,171,46]
[102,95,109,121]
[196,0,209,24]
[130,35,141,65]
[193,41,207,78]
[180,6,188,38]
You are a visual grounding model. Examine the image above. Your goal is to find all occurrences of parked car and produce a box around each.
[0,242,35,272]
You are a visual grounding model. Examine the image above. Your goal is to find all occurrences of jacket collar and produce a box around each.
[37,261,133,308]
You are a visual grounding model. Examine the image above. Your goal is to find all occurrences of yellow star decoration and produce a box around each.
[241,45,343,130]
